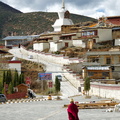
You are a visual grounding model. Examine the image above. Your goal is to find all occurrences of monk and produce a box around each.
[67,99,79,120]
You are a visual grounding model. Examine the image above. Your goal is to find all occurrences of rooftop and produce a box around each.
[86,51,120,56]
[2,35,40,41]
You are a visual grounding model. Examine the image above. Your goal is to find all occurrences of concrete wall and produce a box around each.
[114,66,120,72]
[115,39,120,46]
[20,46,80,65]
[73,40,85,47]
[53,36,59,41]
[76,33,82,38]
[96,29,112,42]
[49,42,64,52]
[62,65,83,91]
[8,63,21,74]
[33,43,39,51]
[62,68,81,89]
[33,43,49,51]
[90,83,120,100]
[5,40,7,46]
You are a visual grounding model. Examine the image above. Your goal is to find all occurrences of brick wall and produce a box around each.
[6,92,27,100]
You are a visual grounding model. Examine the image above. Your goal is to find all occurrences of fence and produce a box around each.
[6,92,27,100]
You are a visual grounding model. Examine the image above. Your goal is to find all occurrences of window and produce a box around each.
[82,31,96,37]
[0,95,4,98]
[88,72,94,76]
[106,57,111,64]
[119,57,120,63]
[65,43,68,47]
[94,30,98,35]
[88,57,99,62]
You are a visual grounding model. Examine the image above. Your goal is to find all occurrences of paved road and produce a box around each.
[0,95,120,120]
[9,48,63,72]
[9,48,80,98]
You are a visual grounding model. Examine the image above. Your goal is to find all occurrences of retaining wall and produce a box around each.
[89,83,120,100]
[20,46,80,65]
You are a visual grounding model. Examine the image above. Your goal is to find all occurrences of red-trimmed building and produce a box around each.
[107,16,120,26]
[8,60,21,74]
[99,16,120,26]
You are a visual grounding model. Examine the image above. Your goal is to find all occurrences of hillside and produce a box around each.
[0,1,22,13]
[0,1,97,39]
[0,1,22,38]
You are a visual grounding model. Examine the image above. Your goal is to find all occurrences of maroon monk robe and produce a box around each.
[67,102,79,120]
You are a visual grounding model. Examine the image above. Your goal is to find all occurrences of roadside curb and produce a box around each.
[0,98,47,105]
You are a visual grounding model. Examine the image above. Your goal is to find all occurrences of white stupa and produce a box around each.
[52,0,74,32]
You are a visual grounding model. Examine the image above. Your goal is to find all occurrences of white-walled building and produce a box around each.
[49,41,64,52]
[33,42,49,51]
[112,27,120,46]
[2,35,40,48]
[72,39,85,48]
[81,28,112,43]
[80,27,113,49]
[115,38,120,46]
[96,28,112,42]
[8,60,21,74]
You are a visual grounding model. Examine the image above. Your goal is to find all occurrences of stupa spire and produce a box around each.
[52,0,73,31]
[62,0,65,9]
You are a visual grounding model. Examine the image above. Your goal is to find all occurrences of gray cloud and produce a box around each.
[66,0,104,7]
[0,0,105,10]
[1,0,120,18]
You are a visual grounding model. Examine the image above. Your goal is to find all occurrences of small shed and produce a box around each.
[16,84,29,93]
[6,84,29,99]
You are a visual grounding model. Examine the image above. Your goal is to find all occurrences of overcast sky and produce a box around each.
[1,0,120,19]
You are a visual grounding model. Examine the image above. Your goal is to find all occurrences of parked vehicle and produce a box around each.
[28,55,33,59]
[56,75,62,81]
[28,89,36,99]
[0,94,7,103]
